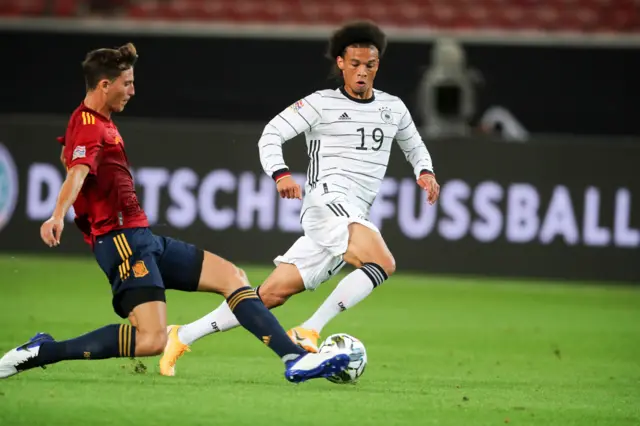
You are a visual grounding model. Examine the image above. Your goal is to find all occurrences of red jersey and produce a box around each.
[59,103,148,245]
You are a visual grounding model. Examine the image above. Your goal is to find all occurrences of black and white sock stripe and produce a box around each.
[327,203,349,217]
[360,262,388,288]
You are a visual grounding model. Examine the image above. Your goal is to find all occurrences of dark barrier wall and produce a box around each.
[0,115,638,282]
[1,30,638,136]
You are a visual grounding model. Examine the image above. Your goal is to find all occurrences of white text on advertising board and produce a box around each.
[25,163,639,248]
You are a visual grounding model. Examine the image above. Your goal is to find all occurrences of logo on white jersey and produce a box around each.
[380,107,394,124]
[72,146,86,160]
[338,112,351,120]
[289,99,305,113]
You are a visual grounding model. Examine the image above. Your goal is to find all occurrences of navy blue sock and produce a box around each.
[227,287,305,361]
[37,324,136,366]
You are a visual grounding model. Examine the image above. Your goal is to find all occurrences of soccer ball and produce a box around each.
[318,333,367,384]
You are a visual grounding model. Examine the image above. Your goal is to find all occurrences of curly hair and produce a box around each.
[325,21,387,79]
[326,20,387,60]
[82,42,138,90]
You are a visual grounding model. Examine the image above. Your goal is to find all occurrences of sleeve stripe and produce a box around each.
[260,142,282,148]
[262,132,284,140]
[265,123,285,137]
[298,112,312,131]
[399,120,413,132]
[277,114,298,133]
[401,145,422,154]
[81,111,96,125]
[262,153,282,160]
[396,131,418,142]
[304,98,321,118]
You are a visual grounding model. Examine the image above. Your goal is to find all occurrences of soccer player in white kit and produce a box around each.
[159,21,440,376]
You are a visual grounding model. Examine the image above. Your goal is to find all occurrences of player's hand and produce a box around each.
[40,216,64,247]
[417,173,440,205]
[276,176,302,200]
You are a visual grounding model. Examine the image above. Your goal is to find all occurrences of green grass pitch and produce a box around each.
[0,254,638,426]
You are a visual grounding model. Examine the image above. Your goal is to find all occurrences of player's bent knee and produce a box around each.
[128,312,139,328]
[257,264,306,309]
[380,254,396,277]
[199,251,250,296]
[221,265,250,293]
[236,267,250,287]
[135,329,167,356]
[344,250,396,277]
[343,251,363,269]
[258,289,290,309]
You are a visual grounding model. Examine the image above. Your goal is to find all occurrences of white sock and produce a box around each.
[177,302,240,345]
[301,263,388,333]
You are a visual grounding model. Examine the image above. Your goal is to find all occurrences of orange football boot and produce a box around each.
[287,327,320,353]
[159,325,190,377]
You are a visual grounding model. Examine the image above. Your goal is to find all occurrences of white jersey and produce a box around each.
[258,87,434,215]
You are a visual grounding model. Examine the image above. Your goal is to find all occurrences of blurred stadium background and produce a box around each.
[0,2,638,426]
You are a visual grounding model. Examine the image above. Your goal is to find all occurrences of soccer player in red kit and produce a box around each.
[0,43,349,382]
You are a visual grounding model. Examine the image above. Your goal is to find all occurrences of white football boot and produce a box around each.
[284,349,350,383]
[0,332,55,379]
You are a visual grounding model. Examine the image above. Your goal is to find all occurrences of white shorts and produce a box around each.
[274,185,380,291]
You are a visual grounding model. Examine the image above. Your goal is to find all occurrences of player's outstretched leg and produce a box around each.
[166,264,303,342]
[160,252,348,382]
[296,223,394,339]
[161,263,306,376]
[0,299,168,379]
[0,324,138,379]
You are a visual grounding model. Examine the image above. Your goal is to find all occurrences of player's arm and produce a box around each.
[41,125,103,247]
[51,165,90,221]
[395,101,440,205]
[258,92,323,199]
[56,136,66,168]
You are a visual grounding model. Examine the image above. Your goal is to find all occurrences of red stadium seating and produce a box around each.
[1,0,638,33]
[0,0,48,16]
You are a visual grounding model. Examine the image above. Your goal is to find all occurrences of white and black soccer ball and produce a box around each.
[318,333,367,384]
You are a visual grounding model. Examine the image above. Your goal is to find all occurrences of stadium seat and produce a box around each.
[1,0,638,33]
[52,0,79,16]
[1,0,48,16]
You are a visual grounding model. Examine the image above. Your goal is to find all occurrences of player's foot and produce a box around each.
[287,327,320,353]
[284,350,350,383]
[159,325,190,377]
[0,332,54,379]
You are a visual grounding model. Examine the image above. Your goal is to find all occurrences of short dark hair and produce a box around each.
[325,21,387,79]
[82,42,138,90]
